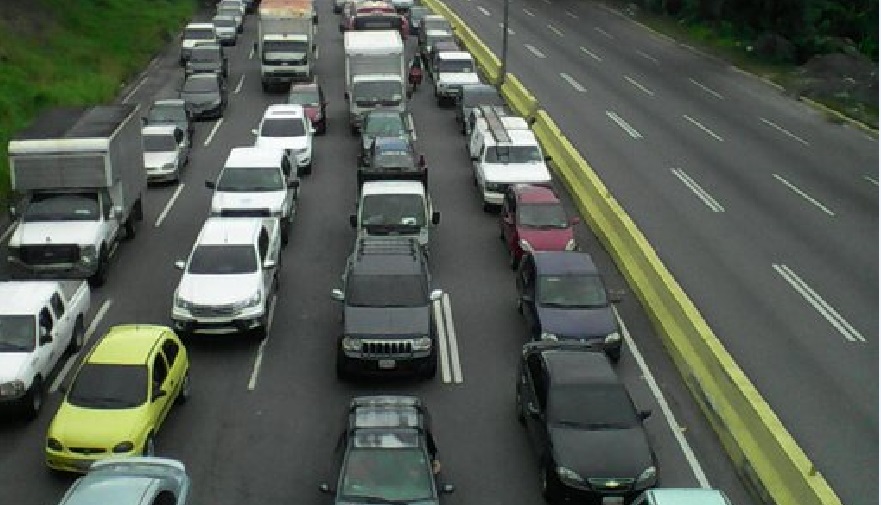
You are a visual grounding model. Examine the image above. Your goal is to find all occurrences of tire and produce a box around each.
[124,217,136,239]
[516,297,523,314]
[142,434,155,456]
[541,464,561,503]
[607,348,622,364]
[262,82,269,92]
[482,202,493,213]
[509,248,519,270]
[280,219,291,247]
[335,351,350,381]
[66,318,85,354]
[24,376,44,420]
[88,248,109,287]
[304,162,312,175]
[175,371,190,405]
[133,199,144,221]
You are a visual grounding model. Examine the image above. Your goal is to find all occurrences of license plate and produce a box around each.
[602,498,624,505]
[378,359,396,369]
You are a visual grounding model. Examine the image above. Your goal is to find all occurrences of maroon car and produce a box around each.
[500,184,580,269]
[288,82,327,135]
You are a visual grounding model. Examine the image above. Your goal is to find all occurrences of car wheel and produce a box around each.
[281,220,291,247]
[541,464,561,503]
[509,248,519,270]
[66,317,85,354]
[423,352,437,381]
[88,247,109,287]
[142,434,155,456]
[24,376,43,419]
[607,348,622,364]
[516,297,523,314]
[175,371,191,405]
[124,215,137,239]
[304,162,313,175]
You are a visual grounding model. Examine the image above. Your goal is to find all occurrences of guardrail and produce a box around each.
[421,1,845,504]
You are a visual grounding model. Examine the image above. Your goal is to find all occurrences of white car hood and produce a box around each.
[211,191,287,214]
[177,273,262,306]
[0,352,30,383]
[482,162,551,184]
[255,136,309,152]
[11,221,104,248]
[144,151,178,169]
[438,72,480,86]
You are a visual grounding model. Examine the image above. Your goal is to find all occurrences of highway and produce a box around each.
[435,0,879,503]
[0,2,817,504]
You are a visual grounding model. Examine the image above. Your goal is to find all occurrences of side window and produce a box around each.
[38,308,54,334]
[152,353,169,389]
[526,354,545,409]
[50,293,65,319]
[162,338,180,367]
[258,228,270,260]
[151,490,177,505]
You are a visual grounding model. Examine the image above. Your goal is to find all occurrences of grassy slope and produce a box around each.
[0,0,197,206]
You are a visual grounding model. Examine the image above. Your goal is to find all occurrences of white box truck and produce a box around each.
[344,30,406,133]
[6,104,147,286]
[258,0,316,91]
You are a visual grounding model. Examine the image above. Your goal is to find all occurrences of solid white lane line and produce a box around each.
[433,299,452,383]
[477,6,491,16]
[606,111,642,139]
[0,222,16,244]
[560,73,586,92]
[441,293,463,383]
[122,76,149,103]
[204,117,224,147]
[635,49,659,64]
[760,117,809,146]
[547,24,563,37]
[594,27,613,39]
[580,46,602,61]
[689,78,724,99]
[51,299,113,393]
[498,23,515,35]
[683,115,724,142]
[565,10,579,19]
[773,264,865,342]
[154,183,186,227]
[614,305,711,487]
[523,8,535,16]
[864,175,878,186]
[671,168,724,212]
[772,174,835,216]
[524,44,547,59]
[624,75,655,96]
[234,75,246,94]
[247,294,277,390]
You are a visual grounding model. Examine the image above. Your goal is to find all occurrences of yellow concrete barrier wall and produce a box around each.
[500,74,538,119]
[532,111,843,505]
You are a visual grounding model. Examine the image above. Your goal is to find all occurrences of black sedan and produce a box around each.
[516,342,659,504]
[179,73,228,120]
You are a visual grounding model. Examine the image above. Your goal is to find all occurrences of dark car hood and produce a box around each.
[517,227,574,251]
[181,92,220,107]
[550,425,653,479]
[344,306,430,336]
[537,305,615,340]
[188,62,221,72]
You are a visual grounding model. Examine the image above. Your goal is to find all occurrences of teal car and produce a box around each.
[56,457,190,505]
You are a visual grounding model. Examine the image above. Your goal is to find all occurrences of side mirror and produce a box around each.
[8,205,19,219]
[319,483,332,494]
[429,289,443,301]
[544,155,553,162]
[39,327,52,345]
[251,128,259,135]
[330,288,345,301]
[526,402,540,418]
[470,155,478,161]
[431,211,440,225]
[418,154,426,168]
[638,409,652,421]
[349,214,357,228]
[287,180,300,189]
[112,206,125,219]
[440,483,455,494]
[174,260,186,270]
[520,293,534,303]
[205,180,216,189]
[152,389,168,402]
[263,259,276,270]
[570,216,581,225]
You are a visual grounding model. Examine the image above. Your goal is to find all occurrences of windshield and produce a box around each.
[364,115,406,136]
[438,58,474,73]
[22,193,99,222]
[341,447,434,501]
[147,105,185,123]
[187,244,258,274]
[260,117,306,137]
[361,194,425,227]
[182,77,218,93]
[538,274,608,308]
[288,90,320,106]
[218,7,239,17]
[354,82,403,107]
[0,315,35,352]
[143,134,178,152]
[216,166,284,191]
[549,383,637,428]
[67,363,147,409]
[518,203,569,229]
[184,28,215,40]
[214,18,236,29]
[353,16,401,31]
[264,40,308,53]
[348,273,426,307]
[190,48,220,63]
[463,90,503,108]
[484,145,543,163]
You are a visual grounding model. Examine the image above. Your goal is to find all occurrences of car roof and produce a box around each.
[262,104,306,119]
[290,82,319,93]
[88,325,168,365]
[197,217,267,246]
[0,281,62,315]
[514,184,560,204]
[186,72,219,82]
[438,51,472,60]
[351,237,425,276]
[642,489,732,505]
[425,28,452,36]
[185,22,215,29]
[531,251,599,276]
[542,348,617,385]
[361,179,424,195]
[141,125,180,136]
[151,99,186,108]
[62,475,160,505]
[225,147,285,168]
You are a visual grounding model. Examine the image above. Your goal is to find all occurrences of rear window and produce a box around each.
[260,117,306,137]
[184,27,215,40]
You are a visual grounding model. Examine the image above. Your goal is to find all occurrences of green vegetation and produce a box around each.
[0,0,197,205]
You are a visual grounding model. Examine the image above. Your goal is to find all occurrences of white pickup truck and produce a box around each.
[0,280,90,419]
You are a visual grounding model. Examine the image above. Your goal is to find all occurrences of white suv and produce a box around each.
[253,104,315,175]
[172,217,281,338]
[180,22,218,65]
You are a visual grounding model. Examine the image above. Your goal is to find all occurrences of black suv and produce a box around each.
[331,237,442,379]
[185,43,229,79]
[516,341,658,504]
[319,395,454,504]
[358,136,427,187]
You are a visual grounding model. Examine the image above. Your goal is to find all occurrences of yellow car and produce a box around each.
[46,325,190,473]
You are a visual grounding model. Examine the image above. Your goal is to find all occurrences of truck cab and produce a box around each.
[468,106,551,211]
[180,22,218,65]
[258,0,316,91]
[432,51,479,105]
[350,180,439,251]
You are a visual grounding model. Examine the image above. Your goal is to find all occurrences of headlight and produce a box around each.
[162,162,176,170]
[411,336,432,351]
[540,332,558,341]
[0,380,26,398]
[604,331,621,344]
[555,466,584,484]
[112,441,135,453]
[175,295,194,310]
[518,239,533,253]
[241,290,262,309]
[47,438,63,451]
[565,238,577,251]
[80,245,97,258]
[636,465,657,485]
[341,337,362,352]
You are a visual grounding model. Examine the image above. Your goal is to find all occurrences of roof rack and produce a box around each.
[477,104,511,144]
[355,236,422,258]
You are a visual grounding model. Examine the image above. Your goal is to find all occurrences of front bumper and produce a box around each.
[338,345,434,377]
[261,66,311,83]
[46,446,141,474]
[171,305,266,334]
[7,254,99,278]
[146,166,180,182]
[189,103,223,120]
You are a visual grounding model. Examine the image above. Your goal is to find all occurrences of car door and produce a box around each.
[523,353,548,455]
[161,336,187,402]
[49,292,71,363]
[149,350,175,427]
[518,256,540,335]
[500,189,517,251]
[34,306,55,377]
